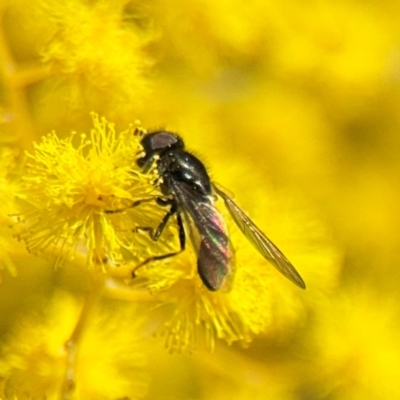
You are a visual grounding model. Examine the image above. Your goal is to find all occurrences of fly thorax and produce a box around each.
[159,150,212,196]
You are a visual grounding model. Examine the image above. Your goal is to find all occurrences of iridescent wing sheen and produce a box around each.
[213,184,306,289]
[169,181,233,291]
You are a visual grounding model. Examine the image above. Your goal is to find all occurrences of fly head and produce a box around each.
[137,131,184,169]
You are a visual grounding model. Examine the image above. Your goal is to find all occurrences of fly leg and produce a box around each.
[132,203,185,278]
[104,198,155,214]
[131,197,175,239]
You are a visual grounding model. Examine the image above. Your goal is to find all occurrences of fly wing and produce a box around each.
[213,184,306,289]
[170,181,233,291]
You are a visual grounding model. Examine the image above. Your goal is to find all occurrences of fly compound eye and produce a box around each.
[137,131,184,169]
[142,131,184,154]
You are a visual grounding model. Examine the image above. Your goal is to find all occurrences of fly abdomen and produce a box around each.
[197,231,231,291]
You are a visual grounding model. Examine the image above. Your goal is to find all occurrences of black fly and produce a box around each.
[133,130,306,291]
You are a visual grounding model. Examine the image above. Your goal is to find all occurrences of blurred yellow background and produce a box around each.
[1,0,400,399]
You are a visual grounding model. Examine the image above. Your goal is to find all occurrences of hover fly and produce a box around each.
[133,130,306,291]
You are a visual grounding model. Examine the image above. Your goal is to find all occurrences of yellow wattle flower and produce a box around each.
[0,147,22,282]
[0,290,149,400]
[14,114,160,271]
[38,0,154,112]
[130,168,339,352]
